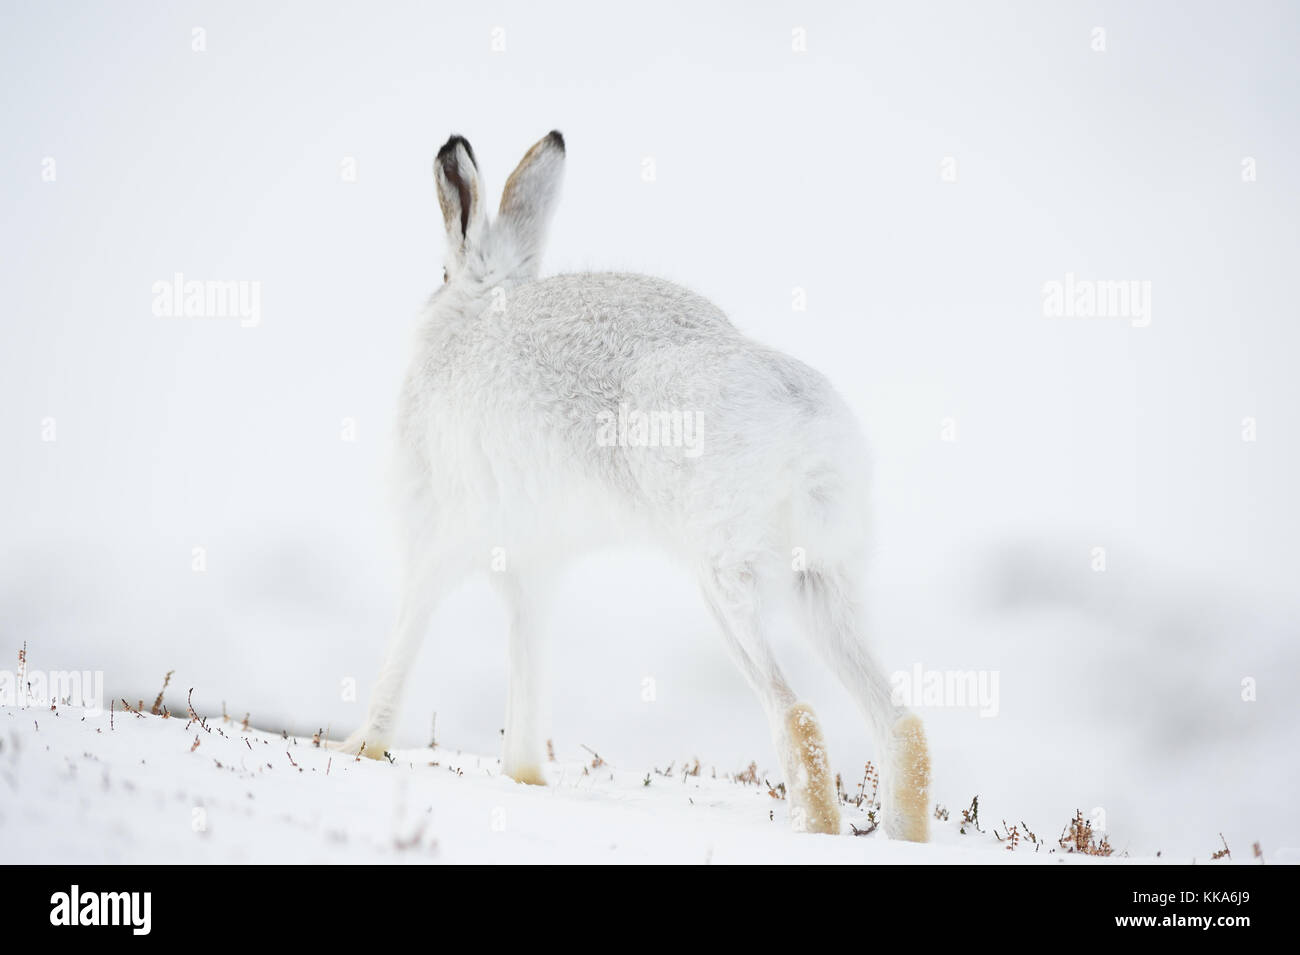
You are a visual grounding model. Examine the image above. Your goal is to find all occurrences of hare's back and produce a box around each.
[504,272,735,344]
[492,272,835,412]
[485,270,840,432]
[441,270,858,528]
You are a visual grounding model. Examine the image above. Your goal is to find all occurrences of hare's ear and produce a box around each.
[498,130,565,274]
[435,134,485,249]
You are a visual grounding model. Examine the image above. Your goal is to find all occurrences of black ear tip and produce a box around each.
[437,134,477,169]
[547,130,565,153]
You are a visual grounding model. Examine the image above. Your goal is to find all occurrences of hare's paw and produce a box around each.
[883,713,931,842]
[785,703,842,835]
[326,730,391,761]
[502,762,548,786]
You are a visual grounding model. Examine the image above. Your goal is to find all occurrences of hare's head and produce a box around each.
[434,130,565,289]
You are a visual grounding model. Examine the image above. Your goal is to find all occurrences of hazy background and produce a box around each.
[2,0,1297,858]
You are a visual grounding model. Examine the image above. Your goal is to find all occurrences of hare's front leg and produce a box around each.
[493,571,554,785]
[331,542,464,759]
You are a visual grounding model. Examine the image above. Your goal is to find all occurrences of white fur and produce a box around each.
[332,131,930,839]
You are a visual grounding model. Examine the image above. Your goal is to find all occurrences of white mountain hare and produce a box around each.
[333,131,931,841]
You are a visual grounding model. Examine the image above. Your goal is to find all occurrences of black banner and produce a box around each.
[12,862,1278,940]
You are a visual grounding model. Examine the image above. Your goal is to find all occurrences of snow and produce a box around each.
[2,3,1298,864]
[0,700,1201,865]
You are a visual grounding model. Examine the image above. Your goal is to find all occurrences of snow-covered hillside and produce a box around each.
[3,3,1298,865]
[0,700,1269,865]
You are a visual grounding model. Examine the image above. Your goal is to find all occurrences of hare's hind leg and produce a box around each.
[490,569,556,785]
[698,561,841,835]
[793,565,931,842]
